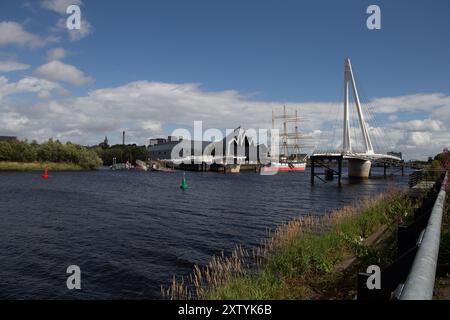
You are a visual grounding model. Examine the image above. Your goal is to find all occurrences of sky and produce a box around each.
[0,0,449,160]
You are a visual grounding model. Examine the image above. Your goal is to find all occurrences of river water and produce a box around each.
[0,167,411,299]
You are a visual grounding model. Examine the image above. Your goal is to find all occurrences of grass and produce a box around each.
[0,161,84,171]
[162,190,415,300]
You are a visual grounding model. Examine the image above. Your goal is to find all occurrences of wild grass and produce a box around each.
[0,161,84,171]
[162,190,414,300]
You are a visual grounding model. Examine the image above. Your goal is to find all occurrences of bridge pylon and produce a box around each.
[343,58,374,154]
[343,58,373,178]
[311,59,404,183]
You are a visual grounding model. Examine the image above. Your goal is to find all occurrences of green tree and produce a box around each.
[0,141,13,161]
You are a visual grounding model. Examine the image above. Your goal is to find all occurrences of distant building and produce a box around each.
[149,138,209,161]
[148,128,268,164]
[387,151,402,160]
[0,136,17,142]
[149,138,167,147]
[149,136,181,147]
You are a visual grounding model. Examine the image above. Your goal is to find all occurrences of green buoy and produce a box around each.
[180,172,188,190]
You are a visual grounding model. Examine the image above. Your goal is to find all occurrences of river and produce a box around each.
[0,167,411,299]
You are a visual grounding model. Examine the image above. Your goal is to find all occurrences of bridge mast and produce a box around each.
[343,61,351,152]
[343,58,374,154]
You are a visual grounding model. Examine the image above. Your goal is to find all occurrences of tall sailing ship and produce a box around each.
[262,105,310,172]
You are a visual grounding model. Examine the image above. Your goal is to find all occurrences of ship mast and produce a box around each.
[272,105,312,162]
[282,105,288,158]
[293,109,301,160]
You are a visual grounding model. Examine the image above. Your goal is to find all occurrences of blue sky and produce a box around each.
[0,0,449,159]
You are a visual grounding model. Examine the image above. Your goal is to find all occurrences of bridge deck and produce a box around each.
[312,151,402,162]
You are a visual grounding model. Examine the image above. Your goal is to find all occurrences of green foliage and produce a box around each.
[0,141,13,161]
[0,139,102,170]
[422,160,445,181]
[207,192,414,300]
[93,144,148,165]
[79,148,103,169]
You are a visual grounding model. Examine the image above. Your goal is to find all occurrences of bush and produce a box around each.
[0,139,102,170]
[93,144,148,165]
[79,149,103,169]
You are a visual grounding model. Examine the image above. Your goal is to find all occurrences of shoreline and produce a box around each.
[162,189,416,300]
[0,161,86,171]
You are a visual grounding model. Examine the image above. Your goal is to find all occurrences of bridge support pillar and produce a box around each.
[348,159,371,178]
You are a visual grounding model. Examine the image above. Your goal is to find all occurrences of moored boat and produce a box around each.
[261,161,306,172]
[266,105,311,173]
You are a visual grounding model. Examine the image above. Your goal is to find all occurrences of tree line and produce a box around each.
[0,139,103,169]
[91,144,148,166]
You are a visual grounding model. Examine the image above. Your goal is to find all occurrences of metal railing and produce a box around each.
[409,170,424,188]
[357,170,448,300]
[399,171,448,300]
[409,169,446,188]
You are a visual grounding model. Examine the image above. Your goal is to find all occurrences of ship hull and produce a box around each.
[262,162,306,172]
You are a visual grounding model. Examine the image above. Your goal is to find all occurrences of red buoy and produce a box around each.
[41,167,49,180]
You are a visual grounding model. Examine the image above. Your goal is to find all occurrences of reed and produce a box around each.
[162,190,413,300]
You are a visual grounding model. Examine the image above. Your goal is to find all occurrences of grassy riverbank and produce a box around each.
[163,190,415,300]
[0,161,84,171]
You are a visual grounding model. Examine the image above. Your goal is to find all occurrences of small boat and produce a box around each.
[152,166,175,172]
[135,160,148,171]
[150,161,175,172]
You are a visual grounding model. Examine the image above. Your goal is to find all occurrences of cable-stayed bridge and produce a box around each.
[311,58,403,181]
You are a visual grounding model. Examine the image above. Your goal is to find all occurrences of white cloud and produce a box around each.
[0,80,333,146]
[406,131,432,147]
[43,0,93,41]
[41,0,82,14]
[0,60,30,72]
[1,77,448,159]
[0,75,63,100]
[46,47,68,60]
[66,19,92,42]
[431,105,450,122]
[54,17,92,42]
[35,60,93,86]
[0,21,57,48]
[369,93,450,114]
[391,119,444,132]
[0,112,29,132]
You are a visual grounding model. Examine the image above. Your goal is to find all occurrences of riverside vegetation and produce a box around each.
[0,139,102,170]
[0,137,150,171]
[162,190,417,300]
[163,167,450,300]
